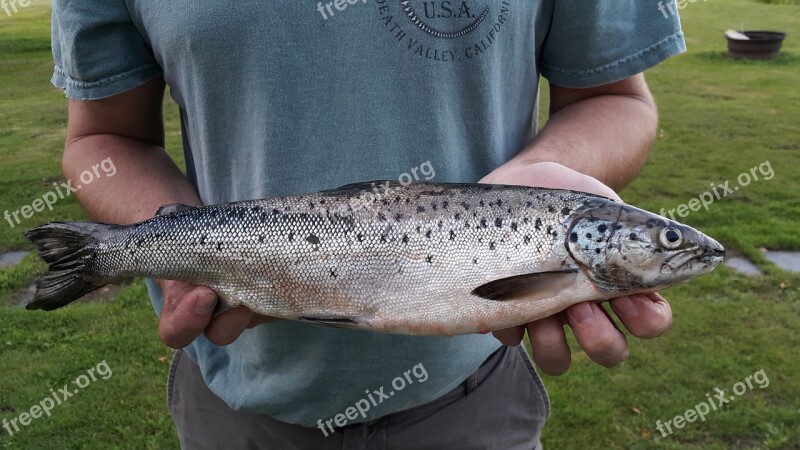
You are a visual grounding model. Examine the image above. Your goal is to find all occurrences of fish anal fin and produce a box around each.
[472,269,579,301]
[299,316,365,329]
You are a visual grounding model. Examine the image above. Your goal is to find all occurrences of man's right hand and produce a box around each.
[157,280,276,348]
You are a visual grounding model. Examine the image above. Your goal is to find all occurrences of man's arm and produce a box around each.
[482,74,672,375]
[63,77,267,348]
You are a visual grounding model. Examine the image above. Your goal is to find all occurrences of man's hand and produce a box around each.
[157,280,276,348]
[480,162,673,375]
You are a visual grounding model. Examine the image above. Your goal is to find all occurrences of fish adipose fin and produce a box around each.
[25,222,118,311]
[156,203,193,216]
[472,269,579,301]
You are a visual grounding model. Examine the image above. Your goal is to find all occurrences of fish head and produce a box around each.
[565,198,725,294]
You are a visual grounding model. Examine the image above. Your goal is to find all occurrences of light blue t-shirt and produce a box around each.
[51,0,684,427]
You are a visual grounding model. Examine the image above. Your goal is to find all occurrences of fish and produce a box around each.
[24,181,724,336]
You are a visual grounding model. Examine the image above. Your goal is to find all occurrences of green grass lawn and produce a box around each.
[1,1,799,449]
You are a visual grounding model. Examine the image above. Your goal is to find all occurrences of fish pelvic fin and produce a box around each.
[472,269,579,301]
[155,203,193,216]
[299,316,366,329]
[24,222,119,311]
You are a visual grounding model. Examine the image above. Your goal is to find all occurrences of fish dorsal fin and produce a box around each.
[156,203,193,216]
[472,269,579,301]
[320,180,399,194]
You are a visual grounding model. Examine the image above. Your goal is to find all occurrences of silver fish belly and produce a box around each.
[24,181,724,335]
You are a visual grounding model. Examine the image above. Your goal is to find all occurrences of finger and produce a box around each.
[158,282,218,349]
[492,325,525,346]
[527,316,571,375]
[610,292,672,339]
[567,302,629,368]
[204,307,254,346]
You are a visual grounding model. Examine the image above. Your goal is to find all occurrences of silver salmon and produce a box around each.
[25,181,724,335]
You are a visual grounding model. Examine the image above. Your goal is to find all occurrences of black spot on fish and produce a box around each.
[357,233,364,242]
[495,218,503,228]
[598,224,608,233]
[258,235,265,243]
[454,213,462,221]
[629,233,638,241]
[524,235,531,244]
[272,209,280,215]
[136,238,145,247]
[480,218,488,228]
[417,206,426,213]
[309,201,315,209]
[570,232,578,243]
[289,232,295,242]
[511,222,518,232]
[489,241,495,250]
[395,196,401,203]
[415,225,422,233]
[586,233,593,239]
[442,201,449,209]
[319,199,326,205]
[534,218,542,231]
[595,248,601,254]
[437,220,443,228]
[378,212,387,222]
[479,200,485,207]
[402,234,409,244]
[449,230,456,241]
[526,201,533,208]
[217,242,223,251]
[383,199,390,206]
[330,268,337,278]
[306,234,320,245]
[561,207,571,215]
[431,202,438,211]
[546,225,553,235]
[548,205,556,213]
[496,198,503,206]
[473,257,478,265]
[426,255,434,264]
[200,235,207,245]
[426,230,432,239]
[395,213,403,222]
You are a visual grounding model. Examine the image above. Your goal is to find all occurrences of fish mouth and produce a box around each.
[661,241,725,275]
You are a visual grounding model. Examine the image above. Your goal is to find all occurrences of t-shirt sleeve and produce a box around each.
[539,0,686,88]
[51,0,162,100]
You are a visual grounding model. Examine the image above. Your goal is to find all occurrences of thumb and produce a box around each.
[158,280,218,349]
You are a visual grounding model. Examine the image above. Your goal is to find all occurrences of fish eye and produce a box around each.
[659,228,683,249]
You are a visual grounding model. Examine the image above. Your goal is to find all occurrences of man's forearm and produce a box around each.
[491,78,659,191]
[63,134,201,225]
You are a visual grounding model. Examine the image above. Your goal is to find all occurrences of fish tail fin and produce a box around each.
[25,222,118,311]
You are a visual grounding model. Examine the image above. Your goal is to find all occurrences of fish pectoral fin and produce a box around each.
[155,203,193,216]
[299,316,365,329]
[472,269,579,301]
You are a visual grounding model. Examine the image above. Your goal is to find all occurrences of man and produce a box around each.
[52,1,682,448]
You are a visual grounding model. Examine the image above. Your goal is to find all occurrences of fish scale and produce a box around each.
[24,181,725,335]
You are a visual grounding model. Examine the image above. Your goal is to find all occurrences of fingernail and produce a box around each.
[615,297,638,318]
[194,293,217,314]
[569,303,594,324]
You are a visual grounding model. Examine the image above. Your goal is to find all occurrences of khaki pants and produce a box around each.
[168,345,550,449]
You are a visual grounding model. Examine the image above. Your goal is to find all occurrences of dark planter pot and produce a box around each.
[726,31,786,60]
